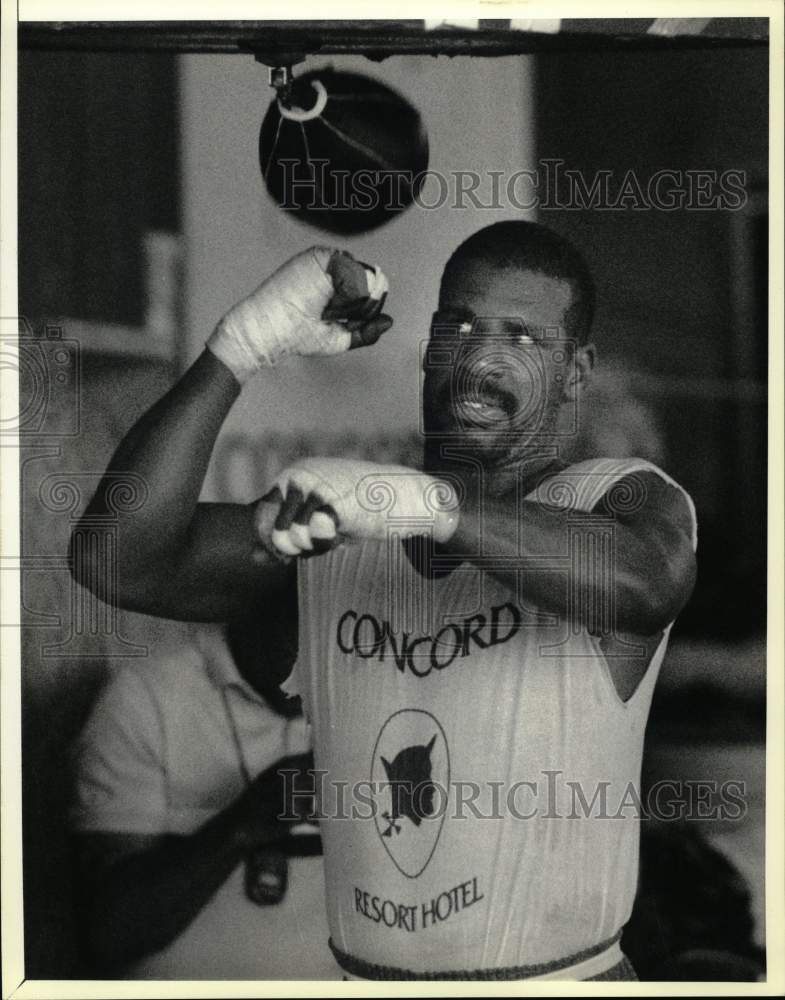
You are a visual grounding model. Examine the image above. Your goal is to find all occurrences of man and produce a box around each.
[70,614,337,979]
[72,221,697,980]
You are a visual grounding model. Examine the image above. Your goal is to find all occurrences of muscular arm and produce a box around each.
[70,247,391,622]
[440,471,696,637]
[70,350,292,622]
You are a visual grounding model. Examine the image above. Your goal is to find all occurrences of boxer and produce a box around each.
[74,222,697,980]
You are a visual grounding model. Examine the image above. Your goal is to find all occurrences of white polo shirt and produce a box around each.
[70,625,338,980]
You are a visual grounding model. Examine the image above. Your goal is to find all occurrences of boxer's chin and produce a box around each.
[423,428,535,475]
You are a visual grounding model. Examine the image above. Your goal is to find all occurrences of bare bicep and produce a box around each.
[596,472,695,553]
[596,470,697,628]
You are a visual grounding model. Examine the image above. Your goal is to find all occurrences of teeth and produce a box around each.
[454,397,508,425]
[458,398,501,411]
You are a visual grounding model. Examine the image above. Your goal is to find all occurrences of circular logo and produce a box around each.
[370,709,450,878]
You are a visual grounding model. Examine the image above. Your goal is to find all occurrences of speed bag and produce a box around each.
[259,68,430,235]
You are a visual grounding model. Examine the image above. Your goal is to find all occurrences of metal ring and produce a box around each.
[277,80,328,122]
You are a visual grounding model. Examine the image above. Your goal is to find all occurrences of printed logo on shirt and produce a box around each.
[370,709,450,878]
[336,602,522,678]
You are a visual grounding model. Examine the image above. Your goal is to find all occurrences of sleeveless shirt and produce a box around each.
[285,458,698,973]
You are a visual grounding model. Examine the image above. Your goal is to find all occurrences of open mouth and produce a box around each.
[453,387,516,426]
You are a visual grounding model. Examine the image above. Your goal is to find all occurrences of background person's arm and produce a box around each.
[73,765,295,972]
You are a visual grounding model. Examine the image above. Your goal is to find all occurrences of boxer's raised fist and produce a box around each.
[207,248,391,383]
[254,458,460,558]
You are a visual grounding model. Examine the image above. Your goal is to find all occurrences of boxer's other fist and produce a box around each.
[207,248,391,384]
[255,458,460,557]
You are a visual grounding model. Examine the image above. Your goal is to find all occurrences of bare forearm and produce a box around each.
[87,805,250,970]
[443,499,674,635]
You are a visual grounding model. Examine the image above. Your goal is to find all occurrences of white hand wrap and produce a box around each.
[207,247,387,383]
[268,458,460,556]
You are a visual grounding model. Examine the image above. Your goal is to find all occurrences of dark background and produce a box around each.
[536,47,768,640]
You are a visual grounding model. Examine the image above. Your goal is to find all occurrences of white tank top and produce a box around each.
[286,458,697,974]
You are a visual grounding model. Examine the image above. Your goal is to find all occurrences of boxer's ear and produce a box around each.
[564,343,595,401]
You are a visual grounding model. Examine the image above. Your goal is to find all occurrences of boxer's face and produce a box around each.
[422,260,592,473]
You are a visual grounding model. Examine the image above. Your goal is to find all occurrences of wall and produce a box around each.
[178,53,535,498]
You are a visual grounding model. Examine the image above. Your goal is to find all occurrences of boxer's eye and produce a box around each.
[469,318,536,345]
[429,311,472,340]
[427,314,542,360]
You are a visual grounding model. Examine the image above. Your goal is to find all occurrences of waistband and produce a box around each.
[330,930,623,981]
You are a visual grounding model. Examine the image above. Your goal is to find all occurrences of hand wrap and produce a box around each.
[207,248,389,383]
[254,458,460,557]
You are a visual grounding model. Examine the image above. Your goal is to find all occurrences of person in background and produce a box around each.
[69,605,337,980]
